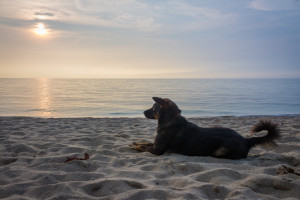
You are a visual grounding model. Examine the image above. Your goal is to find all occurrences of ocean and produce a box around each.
[0,78,299,118]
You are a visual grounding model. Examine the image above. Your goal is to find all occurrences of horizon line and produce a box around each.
[0,77,299,80]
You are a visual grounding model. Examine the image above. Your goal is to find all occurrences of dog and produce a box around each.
[130,97,280,159]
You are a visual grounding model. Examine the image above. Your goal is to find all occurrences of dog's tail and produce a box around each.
[247,119,280,149]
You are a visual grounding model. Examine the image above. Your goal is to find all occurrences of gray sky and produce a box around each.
[0,0,300,78]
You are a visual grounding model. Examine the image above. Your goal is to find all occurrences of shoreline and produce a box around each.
[1,116,299,199]
[1,113,300,119]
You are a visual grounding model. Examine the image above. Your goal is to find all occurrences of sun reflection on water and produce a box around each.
[38,78,52,117]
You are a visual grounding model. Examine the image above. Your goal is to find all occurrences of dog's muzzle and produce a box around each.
[144,109,156,119]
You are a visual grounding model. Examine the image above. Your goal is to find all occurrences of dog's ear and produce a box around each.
[152,97,169,108]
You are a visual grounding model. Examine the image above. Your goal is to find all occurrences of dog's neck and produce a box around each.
[157,115,186,132]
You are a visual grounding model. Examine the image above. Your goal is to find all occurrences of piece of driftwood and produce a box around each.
[64,153,89,163]
[276,165,300,176]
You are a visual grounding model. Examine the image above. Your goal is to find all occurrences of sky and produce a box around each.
[0,0,300,78]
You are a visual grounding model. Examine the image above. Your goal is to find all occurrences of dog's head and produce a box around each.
[144,97,181,120]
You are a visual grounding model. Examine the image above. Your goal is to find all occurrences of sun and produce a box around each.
[34,23,48,36]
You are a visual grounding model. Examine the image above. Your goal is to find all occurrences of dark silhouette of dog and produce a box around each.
[130,97,280,159]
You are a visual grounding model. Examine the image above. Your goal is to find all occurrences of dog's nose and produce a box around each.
[144,110,150,118]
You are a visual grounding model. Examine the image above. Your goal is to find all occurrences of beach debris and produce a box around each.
[64,153,89,163]
[276,165,300,176]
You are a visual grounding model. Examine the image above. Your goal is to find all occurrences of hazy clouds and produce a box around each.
[0,0,299,78]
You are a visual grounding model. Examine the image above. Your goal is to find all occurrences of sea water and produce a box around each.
[0,78,299,118]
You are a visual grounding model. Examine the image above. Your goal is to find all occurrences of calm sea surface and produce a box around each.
[0,78,299,118]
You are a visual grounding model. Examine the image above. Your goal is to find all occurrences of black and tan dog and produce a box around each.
[130,97,280,159]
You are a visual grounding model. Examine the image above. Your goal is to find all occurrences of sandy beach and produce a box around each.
[0,116,299,200]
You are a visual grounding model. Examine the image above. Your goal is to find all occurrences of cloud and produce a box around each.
[35,12,54,17]
[164,1,236,31]
[249,0,300,11]
[34,12,55,20]
[170,2,233,19]
[0,0,240,34]
[0,0,160,31]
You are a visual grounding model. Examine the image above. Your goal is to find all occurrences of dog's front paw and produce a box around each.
[129,144,146,152]
[129,144,135,148]
[129,142,139,148]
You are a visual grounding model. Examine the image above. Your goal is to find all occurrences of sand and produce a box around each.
[0,116,299,200]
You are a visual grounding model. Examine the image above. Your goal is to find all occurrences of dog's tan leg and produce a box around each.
[213,146,229,157]
[130,144,147,152]
[132,142,154,147]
